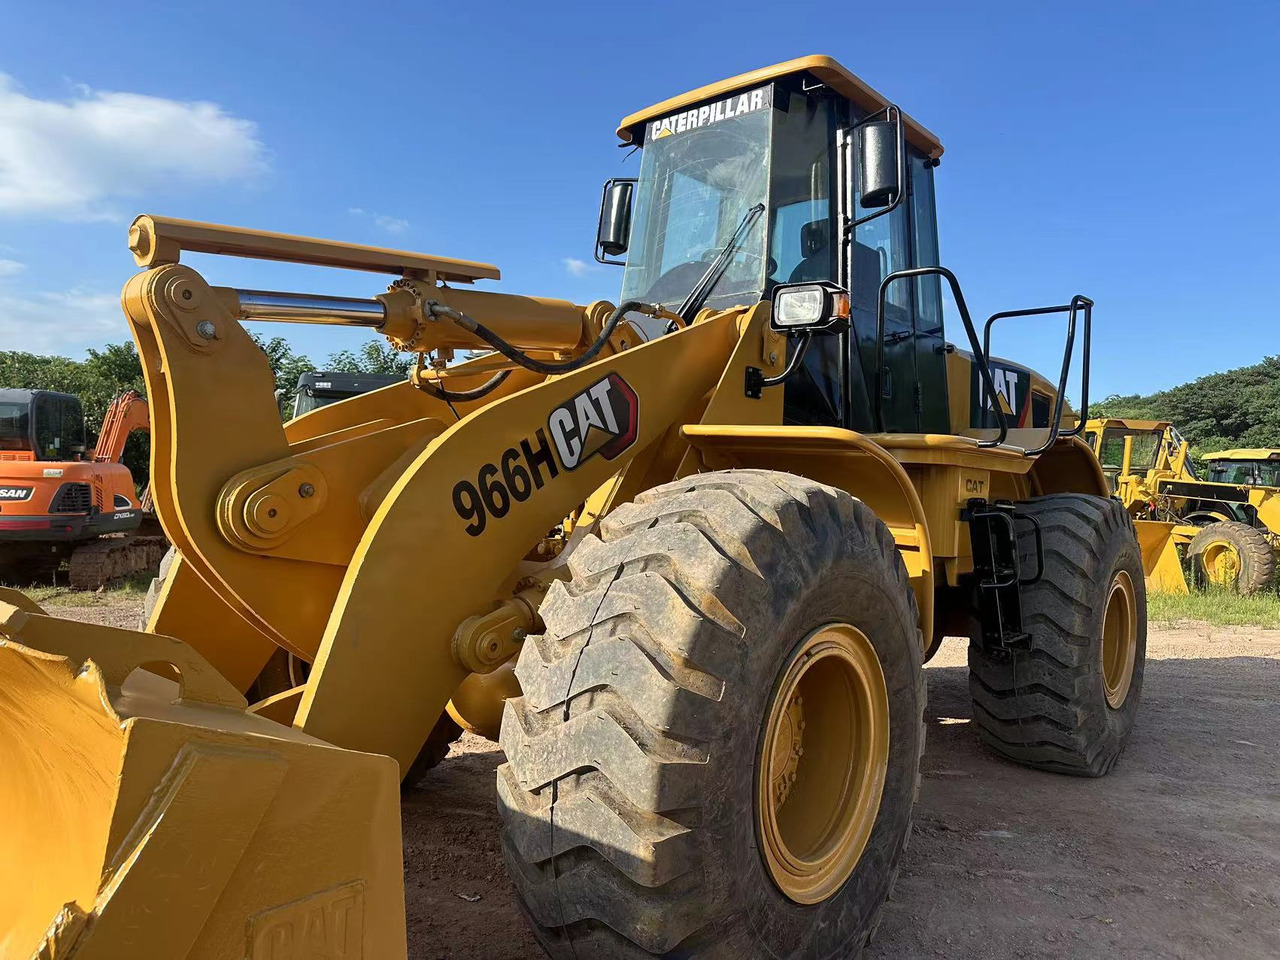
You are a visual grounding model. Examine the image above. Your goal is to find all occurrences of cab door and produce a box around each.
[850,188,916,432]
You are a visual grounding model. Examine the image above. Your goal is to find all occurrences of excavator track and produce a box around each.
[67,534,170,590]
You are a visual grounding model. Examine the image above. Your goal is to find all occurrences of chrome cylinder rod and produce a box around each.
[234,289,387,326]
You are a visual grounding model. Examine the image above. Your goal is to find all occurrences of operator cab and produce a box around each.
[602,57,949,434]
[1205,452,1280,487]
[599,56,1088,447]
[0,389,87,461]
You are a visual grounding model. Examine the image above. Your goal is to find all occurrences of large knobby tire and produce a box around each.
[1188,520,1276,595]
[498,469,925,958]
[969,494,1146,776]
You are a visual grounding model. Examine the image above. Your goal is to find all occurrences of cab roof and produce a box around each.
[617,55,944,159]
[1203,449,1280,461]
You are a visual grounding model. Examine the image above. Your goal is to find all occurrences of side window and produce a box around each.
[909,155,942,334]
[906,152,949,433]
[34,395,59,459]
[1031,392,1051,429]
[771,197,830,283]
[61,396,85,454]
[852,189,909,316]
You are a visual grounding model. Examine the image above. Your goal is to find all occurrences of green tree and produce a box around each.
[326,339,413,377]
[1093,356,1280,458]
[249,334,314,413]
[0,333,316,486]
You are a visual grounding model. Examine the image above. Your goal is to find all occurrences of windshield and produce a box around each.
[1209,460,1280,486]
[620,105,770,313]
[0,402,29,452]
[1098,428,1162,472]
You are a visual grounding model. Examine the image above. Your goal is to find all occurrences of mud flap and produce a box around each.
[1135,521,1188,594]
[0,588,406,960]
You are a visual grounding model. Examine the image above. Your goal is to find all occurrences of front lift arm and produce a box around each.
[123,216,765,771]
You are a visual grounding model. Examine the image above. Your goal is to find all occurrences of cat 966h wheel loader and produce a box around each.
[0,56,1146,959]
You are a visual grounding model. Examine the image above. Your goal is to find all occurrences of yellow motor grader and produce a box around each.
[0,56,1146,960]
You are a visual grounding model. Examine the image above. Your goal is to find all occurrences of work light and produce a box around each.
[770,281,850,334]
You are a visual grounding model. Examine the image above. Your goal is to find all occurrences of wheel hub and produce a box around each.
[767,694,805,807]
[757,623,889,905]
[1101,570,1138,709]
[1202,541,1241,586]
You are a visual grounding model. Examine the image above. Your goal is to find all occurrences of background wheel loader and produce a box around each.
[0,56,1147,960]
[1085,417,1280,593]
[0,388,167,588]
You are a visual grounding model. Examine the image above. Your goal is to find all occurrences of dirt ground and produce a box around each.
[53,594,1280,959]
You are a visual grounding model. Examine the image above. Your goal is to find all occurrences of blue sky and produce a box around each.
[0,0,1276,398]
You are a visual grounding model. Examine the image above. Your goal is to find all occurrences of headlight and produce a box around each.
[770,282,850,333]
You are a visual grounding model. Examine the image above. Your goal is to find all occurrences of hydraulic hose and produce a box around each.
[419,369,512,402]
[429,300,663,376]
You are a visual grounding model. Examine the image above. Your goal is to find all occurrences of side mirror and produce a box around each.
[857,120,900,209]
[595,178,636,265]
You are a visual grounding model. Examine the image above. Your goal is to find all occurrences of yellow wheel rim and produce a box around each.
[1200,540,1241,587]
[1101,570,1138,709]
[757,623,889,904]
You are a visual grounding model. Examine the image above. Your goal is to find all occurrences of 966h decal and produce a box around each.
[452,373,639,536]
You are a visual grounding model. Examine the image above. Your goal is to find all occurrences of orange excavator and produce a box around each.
[0,389,167,587]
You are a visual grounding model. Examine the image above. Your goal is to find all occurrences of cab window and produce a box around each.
[771,89,841,427]
[0,402,29,451]
[1210,461,1280,486]
[32,394,84,461]
[1098,428,1160,471]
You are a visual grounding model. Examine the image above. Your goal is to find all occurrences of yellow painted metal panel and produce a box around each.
[298,311,741,772]
[617,55,944,158]
[0,596,406,960]
[1135,520,1189,594]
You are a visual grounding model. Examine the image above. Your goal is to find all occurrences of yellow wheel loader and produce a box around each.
[0,56,1147,960]
[1085,418,1280,593]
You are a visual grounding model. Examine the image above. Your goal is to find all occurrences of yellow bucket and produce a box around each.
[0,588,406,960]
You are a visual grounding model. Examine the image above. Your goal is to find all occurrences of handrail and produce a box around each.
[874,266,1008,448]
[981,295,1093,456]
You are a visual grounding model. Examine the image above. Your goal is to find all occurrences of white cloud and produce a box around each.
[0,259,24,279]
[0,288,124,354]
[374,214,409,235]
[0,74,268,221]
[349,207,410,235]
[563,257,599,277]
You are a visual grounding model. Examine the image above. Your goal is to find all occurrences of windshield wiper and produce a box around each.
[676,202,765,323]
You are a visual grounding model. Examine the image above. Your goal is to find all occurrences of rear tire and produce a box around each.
[498,469,925,958]
[1188,520,1275,595]
[969,494,1146,776]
